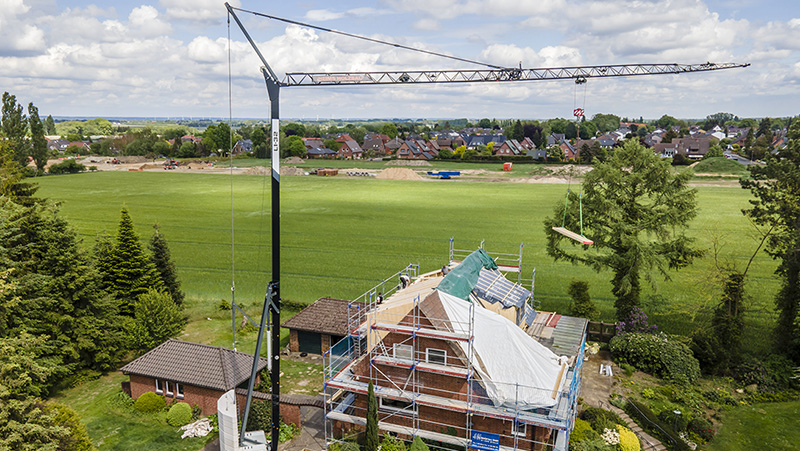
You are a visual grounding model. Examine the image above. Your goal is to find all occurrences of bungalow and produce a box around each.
[120,339,268,415]
[307,147,337,158]
[653,136,711,159]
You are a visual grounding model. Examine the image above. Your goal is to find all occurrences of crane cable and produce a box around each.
[227,12,237,350]
[228,5,504,70]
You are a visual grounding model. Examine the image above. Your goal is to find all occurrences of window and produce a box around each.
[512,422,527,437]
[155,379,163,394]
[393,343,413,361]
[379,397,416,414]
[426,348,447,365]
[176,383,184,399]
[165,381,173,397]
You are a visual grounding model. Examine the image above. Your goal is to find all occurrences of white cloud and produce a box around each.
[0,0,46,55]
[129,5,171,37]
[305,9,345,21]
[160,0,239,23]
[413,18,440,31]
[480,44,581,67]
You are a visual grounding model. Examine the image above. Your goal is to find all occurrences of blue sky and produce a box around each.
[1,0,798,120]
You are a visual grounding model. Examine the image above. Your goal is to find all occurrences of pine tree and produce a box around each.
[149,224,184,307]
[365,381,379,451]
[109,208,164,315]
[28,103,48,174]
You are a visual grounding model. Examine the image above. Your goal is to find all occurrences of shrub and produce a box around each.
[580,407,625,433]
[380,435,407,451]
[570,418,600,443]
[641,388,656,399]
[48,159,86,174]
[245,399,272,432]
[687,417,714,442]
[278,422,300,442]
[167,402,193,427]
[133,392,166,413]
[567,280,599,320]
[409,436,430,451]
[657,409,688,432]
[616,425,640,451]
[110,390,134,408]
[338,442,360,451]
[569,437,610,451]
[609,332,700,384]
[624,400,690,451]
[616,308,657,335]
[218,298,231,311]
[49,403,95,451]
[733,354,799,392]
[191,404,202,420]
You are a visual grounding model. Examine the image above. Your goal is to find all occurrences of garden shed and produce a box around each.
[282,297,368,354]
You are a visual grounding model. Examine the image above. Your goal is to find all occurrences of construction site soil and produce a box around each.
[48,156,741,186]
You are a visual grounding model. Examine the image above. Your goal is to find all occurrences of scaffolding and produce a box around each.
[324,260,586,451]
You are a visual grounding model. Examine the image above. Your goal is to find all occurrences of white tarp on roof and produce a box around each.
[437,290,568,409]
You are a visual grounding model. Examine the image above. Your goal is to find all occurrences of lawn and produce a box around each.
[707,401,800,451]
[53,372,212,451]
[35,171,780,354]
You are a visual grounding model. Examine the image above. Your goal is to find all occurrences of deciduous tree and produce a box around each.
[741,119,800,362]
[126,289,184,352]
[1,92,28,167]
[545,139,703,319]
[28,103,48,174]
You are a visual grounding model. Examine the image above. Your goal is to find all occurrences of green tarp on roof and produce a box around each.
[437,249,498,301]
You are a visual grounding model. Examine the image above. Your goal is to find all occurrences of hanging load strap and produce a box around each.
[552,190,593,245]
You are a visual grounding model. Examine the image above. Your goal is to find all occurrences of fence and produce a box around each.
[587,321,617,343]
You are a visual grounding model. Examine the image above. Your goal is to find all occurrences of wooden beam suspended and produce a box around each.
[552,227,594,245]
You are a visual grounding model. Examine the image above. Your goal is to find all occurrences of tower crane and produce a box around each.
[223,4,749,450]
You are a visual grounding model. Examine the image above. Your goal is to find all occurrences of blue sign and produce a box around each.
[471,430,500,451]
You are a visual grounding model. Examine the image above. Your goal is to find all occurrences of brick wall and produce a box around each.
[129,374,224,415]
[289,329,299,352]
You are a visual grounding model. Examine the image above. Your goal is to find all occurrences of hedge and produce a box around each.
[167,402,193,427]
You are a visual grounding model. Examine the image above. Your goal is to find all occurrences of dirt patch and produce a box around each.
[580,350,620,408]
[140,163,163,170]
[284,156,305,164]
[377,167,424,180]
[385,160,432,167]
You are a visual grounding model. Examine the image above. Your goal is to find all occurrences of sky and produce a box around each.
[1,0,798,121]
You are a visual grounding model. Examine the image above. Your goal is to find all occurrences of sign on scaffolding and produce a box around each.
[471,430,500,451]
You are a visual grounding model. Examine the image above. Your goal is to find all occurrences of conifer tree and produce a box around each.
[365,381,379,451]
[45,114,56,135]
[109,208,164,314]
[149,224,184,307]
[1,92,28,167]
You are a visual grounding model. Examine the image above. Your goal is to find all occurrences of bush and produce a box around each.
[49,403,95,451]
[245,399,271,432]
[657,409,688,432]
[609,332,700,384]
[569,437,610,451]
[380,435,407,451]
[580,407,624,433]
[616,308,657,335]
[616,425,640,451]
[218,298,231,311]
[409,436,430,451]
[133,392,166,413]
[687,417,714,442]
[110,390,134,408]
[570,418,600,443]
[191,404,202,420]
[624,400,690,451]
[733,354,798,392]
[568,280,599,320]
[48,159,86,174]
[167,402,193,426]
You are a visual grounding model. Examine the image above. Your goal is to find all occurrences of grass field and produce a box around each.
[706,401,800,450]
[34,170,781,354]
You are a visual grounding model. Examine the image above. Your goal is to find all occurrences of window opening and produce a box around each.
[165,381,173,397]
[176,383,184,399]
[426,348,447,365]
[155,379,163,394]
[393,343,413,361]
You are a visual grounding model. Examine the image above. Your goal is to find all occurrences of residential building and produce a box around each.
[324,249,586,451]
[338,140,364,159]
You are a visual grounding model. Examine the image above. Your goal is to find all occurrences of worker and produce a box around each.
[399,274,410,289]
[442,265,450,275]
[377,292,383,304]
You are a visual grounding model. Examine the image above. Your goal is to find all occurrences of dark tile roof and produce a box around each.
[282,297,366,336]
[120,339,268,391]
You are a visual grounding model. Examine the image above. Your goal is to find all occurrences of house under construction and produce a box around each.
[323,242,588,451]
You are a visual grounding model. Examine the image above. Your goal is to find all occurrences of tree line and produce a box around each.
[0,123,186,448]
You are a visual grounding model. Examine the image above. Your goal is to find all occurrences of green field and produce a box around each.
[35,171,781,354]
[707,401,800,451]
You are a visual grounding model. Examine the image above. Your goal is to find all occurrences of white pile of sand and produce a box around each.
[385,159,432,167]
[377,167,423,180]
